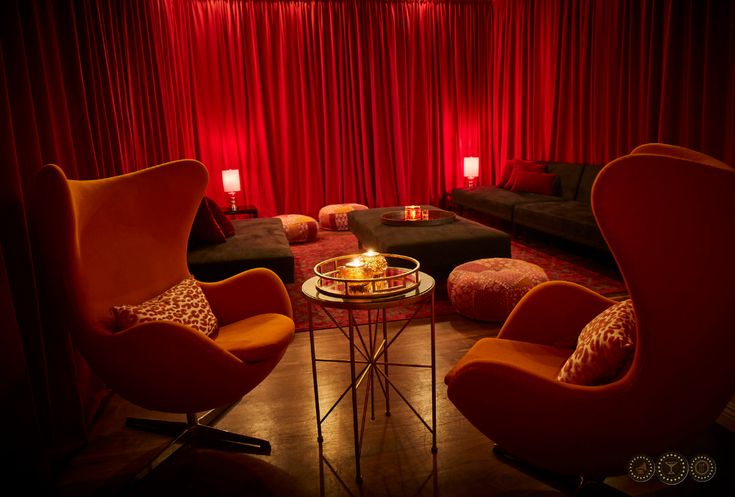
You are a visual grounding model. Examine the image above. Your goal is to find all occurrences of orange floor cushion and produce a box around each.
[275,214,319,243]
[318,203,368,231]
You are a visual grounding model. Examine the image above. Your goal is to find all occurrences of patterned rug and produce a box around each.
[286,231,626,331]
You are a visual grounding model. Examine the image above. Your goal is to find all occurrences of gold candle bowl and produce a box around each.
[339,259,373,293]
[313,253,421,298]
[360,250,388,290]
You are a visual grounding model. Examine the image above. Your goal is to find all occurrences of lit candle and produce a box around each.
[339,258,372,292]
[404,205,421,221]
[360,250,388,275]
[361,250,388,291]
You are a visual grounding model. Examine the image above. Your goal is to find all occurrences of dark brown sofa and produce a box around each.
[451,162,607,251]
[187,218,295,283]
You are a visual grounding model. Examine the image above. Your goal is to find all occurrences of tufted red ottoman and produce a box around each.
[275,214,319,243]
[319,203,368,231]
[447,258,549,321]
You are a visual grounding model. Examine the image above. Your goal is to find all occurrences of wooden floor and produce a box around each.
[52,314,734,497]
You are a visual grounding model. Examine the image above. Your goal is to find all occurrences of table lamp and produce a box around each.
[222,169,241,211]
[464,156,479,189]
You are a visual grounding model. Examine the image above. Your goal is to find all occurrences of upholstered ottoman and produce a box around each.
[347,207,511,279]
[447,258,549,321]
[319,203,368,230]
[275,214,319,243]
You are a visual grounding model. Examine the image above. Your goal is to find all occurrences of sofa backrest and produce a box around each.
[543,162,603,203]
[575,165,604,204]
[545,162,584,200]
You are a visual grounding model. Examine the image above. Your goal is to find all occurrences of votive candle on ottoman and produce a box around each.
[404,205,421,220]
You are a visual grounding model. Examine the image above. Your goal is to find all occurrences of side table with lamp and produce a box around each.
[221,169,258,218]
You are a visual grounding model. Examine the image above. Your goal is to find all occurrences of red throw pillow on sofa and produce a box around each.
[510,171,558,195]
[503,159,546,189]
[205,197,235,238]
[189,198,226,246]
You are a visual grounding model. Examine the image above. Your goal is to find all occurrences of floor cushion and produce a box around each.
[319,203,368,231]
[275,214,319,243]
[447,258,549,321]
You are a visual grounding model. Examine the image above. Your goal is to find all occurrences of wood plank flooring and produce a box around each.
[52,315,734,497]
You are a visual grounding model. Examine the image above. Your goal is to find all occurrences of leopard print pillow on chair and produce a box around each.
[112,275,219,338]
[557,299,636,386]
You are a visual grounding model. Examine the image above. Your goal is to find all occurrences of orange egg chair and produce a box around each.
[31,160,295,479]
[445,144,735,486]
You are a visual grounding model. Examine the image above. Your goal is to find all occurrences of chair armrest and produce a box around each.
[498,280,618,347]
[198,267,294,325]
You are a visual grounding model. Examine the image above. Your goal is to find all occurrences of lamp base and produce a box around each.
[464,177,478,189]
[226,192,238,211]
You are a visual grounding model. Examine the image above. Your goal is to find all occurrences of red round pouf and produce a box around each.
[318,203,368,231]
[447,258,549,321]
[275,214,319,243]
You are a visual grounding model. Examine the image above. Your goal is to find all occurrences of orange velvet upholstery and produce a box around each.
[31,160,295,458]
[444,145,735,478]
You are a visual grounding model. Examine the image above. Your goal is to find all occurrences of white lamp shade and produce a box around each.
[222,169,241,192]
[463,157,479,177]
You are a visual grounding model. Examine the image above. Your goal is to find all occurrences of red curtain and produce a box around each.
[1,0,734,479]
[156,0,484,215]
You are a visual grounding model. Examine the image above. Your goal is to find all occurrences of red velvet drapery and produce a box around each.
[1,0,733,481]
[5,0,734,215]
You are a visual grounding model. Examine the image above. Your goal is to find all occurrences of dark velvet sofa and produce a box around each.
[451,162,607,251]
[187,218,295,283]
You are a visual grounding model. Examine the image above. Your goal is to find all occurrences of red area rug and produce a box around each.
[286,231,625,331]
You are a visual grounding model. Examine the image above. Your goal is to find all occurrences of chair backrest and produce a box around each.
[32,160,208,354]
[592,150,735,438]
[631,142,731,170]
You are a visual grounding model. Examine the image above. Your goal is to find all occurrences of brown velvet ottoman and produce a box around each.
[347,206,511,279]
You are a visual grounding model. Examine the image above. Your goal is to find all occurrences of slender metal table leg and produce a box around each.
[369,310,375,421]
[348,310,362,483]
[430,291,437,453]
[308,303,323,443]
[382,308,390,415]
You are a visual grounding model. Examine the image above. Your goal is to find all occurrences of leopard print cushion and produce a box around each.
[112,276,218,337]
[557,299,636,385]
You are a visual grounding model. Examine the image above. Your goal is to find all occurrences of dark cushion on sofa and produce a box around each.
[513,201,607,250]
[187,218,294,283]
[546,162,585,200]
[189,197,227,247]
[451,186,558,222]
[575,165,603,204]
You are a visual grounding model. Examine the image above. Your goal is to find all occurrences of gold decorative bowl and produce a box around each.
[313,253,420,298]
